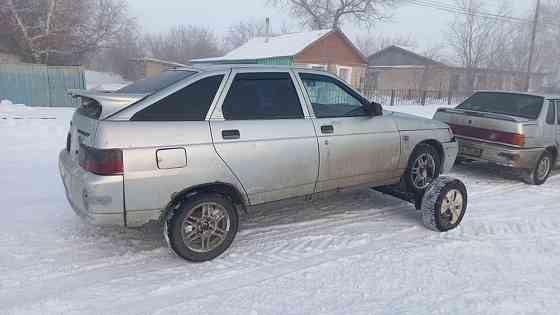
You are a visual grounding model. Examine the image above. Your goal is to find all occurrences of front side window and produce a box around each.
[131,75,224,121]
[299,73,367,118]
[546,101,556,125]
[222,72,303,120]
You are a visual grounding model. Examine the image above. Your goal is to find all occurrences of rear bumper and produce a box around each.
[457,137,544,169]
[58,150,125,226]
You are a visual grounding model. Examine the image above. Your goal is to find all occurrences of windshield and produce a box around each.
[457,92,544,120]
[117,70,197,94]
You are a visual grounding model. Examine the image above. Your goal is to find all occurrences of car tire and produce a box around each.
[404,144,442,195]
[421,177,467,232]
[165,193,238,262]
[522,150,553,186]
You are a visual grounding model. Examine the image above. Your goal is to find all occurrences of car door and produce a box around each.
[556,100,560,165]
[296,71,401,192]
[210,70,319,205]
[544,100,557,146]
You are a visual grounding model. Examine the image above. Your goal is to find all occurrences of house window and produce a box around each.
[336,65,352,83]
[307,64,327,71]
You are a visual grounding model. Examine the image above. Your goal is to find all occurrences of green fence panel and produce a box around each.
[0,63,85,107]
[47,66,85,107]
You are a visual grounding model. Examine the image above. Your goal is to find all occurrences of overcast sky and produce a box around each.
[129,0,534,53]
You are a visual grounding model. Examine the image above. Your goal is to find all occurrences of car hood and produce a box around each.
[384,110,450,131]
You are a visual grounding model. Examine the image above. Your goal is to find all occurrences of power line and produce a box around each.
[407,0,560,27]
[409,0,530,23]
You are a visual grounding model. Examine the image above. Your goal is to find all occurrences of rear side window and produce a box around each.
[556,101,560,124]
[457,92,544,120]
[77,97,102,119]
[131,75,224,121]
[546,101,556,125]
[222,72,303,120]
[118,70,196,94]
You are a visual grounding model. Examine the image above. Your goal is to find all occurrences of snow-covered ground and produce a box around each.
[1,104,559,315]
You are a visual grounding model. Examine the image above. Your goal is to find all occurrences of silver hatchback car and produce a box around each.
[59,65,459,261]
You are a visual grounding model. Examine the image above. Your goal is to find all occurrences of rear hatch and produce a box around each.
[434,92,543,147]
[66,69,199,161]
[66,90,147,161]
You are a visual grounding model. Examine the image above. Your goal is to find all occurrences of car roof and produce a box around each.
[475,90,560,100]
[171,64,326,73]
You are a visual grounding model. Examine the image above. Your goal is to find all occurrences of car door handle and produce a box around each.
[222,129,240,140]
[321,125,334,134]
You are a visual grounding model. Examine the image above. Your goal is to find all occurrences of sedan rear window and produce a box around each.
[457,92,544,120]
[117,70,197,94]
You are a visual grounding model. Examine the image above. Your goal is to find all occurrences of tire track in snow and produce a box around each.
[97,227,422,315]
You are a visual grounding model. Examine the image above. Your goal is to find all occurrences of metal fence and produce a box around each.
[358,88,471,106]
[0,63,85,107]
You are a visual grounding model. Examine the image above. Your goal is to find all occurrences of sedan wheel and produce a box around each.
[181,202,231,254]
[166,193,238,262]
[522,151,554,186]
[411,153,437,190]
[405,144,442,194]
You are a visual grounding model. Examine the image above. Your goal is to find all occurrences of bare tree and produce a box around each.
[143,25,223,65]
[88,19,142,80]
[534,0,560,89]
[223,19,268,51]
[0,0,131,65]
[446,0,498,92]
[268,0,400,30]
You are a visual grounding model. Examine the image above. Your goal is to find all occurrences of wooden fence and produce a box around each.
[358,88,471,106]
[0,63,85,107]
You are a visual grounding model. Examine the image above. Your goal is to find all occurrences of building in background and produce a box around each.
[365,45,546,93]
[191,29,368,88]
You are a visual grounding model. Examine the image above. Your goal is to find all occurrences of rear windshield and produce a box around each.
[117,70,197,94]
[457,92,544,119]
[76,97,102,119]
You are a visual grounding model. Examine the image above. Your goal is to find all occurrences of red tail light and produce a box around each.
[449,124,526,146]
[79,145,123,175]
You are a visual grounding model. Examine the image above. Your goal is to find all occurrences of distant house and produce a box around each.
[365,45,546,93]
[129,57,189,79]
[0,34,21,64]
[191,29,368,88]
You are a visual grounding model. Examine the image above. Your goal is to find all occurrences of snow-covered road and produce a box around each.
[1,104,559,315]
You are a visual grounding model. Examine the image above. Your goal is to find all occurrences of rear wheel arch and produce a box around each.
[417,139,445,166]
[546,146,558,163]
[411,140,445,167]
[161,182,247,222]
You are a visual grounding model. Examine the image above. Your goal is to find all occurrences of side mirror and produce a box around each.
[364,101,383,117]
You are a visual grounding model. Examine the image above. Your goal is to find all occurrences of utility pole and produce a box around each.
[525,0,541,92]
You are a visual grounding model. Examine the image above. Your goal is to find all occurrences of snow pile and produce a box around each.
[0,99,31,113]
[85,70,129,91]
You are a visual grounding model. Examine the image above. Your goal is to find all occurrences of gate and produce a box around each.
[0,63,85,107]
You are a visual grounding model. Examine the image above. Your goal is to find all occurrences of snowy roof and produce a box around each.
[192,29,332,62]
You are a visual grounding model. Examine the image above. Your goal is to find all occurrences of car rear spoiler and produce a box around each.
[436,107,531,123]
[68,89,148,120]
